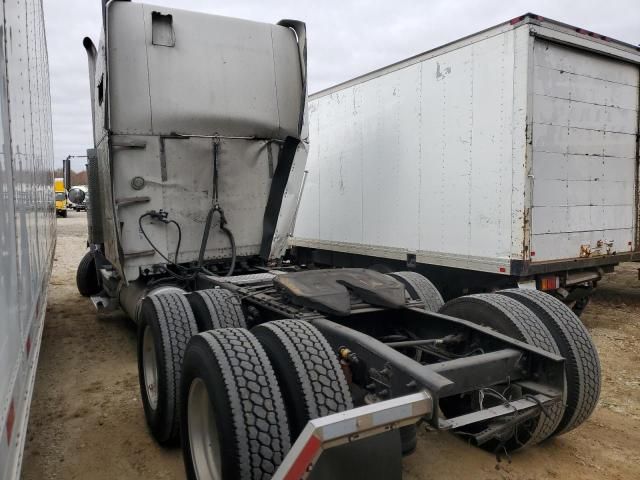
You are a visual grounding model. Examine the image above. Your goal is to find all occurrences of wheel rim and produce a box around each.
[188,378,222,480]
[142,326,159,410]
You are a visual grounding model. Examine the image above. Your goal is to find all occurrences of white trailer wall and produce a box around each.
[295,25,530,272]
[0,0,55,478]
[293,20,640,274]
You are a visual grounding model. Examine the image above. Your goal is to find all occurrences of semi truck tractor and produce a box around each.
[291,14,640,315]
[78,3,601,479]
[0,0,56,478]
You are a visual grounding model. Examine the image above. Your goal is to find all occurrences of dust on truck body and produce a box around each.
[79,4,602,479]
[291,14,640,311]
[0,0,55,478]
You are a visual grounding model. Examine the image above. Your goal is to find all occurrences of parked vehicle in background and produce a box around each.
[291,14,640,315]
[54,177,68,218]
[68,185,88,211]
[0,0,55,478]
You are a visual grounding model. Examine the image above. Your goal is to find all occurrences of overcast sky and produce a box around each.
[43,0,640,171]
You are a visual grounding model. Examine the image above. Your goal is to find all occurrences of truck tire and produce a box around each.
[497,289,600,435]
[439,293,565,449]
[252,319,353,440]
[180,328,291,480]
[387,271,443,453]
[388,271,444,312]
[186,288,246,332]
[76,251,100,297]
[60,209,67,218]
[137,292,198,445]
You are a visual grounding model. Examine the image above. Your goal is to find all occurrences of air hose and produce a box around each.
[197,141,237,276]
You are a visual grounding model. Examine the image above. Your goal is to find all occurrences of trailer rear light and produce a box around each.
[539,276,560,291]
[509,16,525,25]
[499,267,506,273]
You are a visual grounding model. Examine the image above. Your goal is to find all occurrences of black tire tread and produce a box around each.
[187,288,246,332]
[253,319,353,438]
[198,328,291,478]
[388,271,444,312]
[143,292,198,443]
[440,293,564,447]
[498,289,600,434]
[76,251,100,297]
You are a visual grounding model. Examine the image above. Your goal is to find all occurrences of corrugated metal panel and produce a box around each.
[0,0,55,478]
[530,39,639,261]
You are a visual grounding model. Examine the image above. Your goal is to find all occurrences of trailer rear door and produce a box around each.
[530,38,639,262]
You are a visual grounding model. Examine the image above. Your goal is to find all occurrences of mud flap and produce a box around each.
[307,430,402,480]
[272,391,430,480]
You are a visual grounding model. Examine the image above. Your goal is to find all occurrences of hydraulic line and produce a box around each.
[138,211,183,270]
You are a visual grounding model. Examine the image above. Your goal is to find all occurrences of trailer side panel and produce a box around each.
[0,0,55,478]
[295,27,528,273]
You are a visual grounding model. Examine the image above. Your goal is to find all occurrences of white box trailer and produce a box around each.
[291,14,640,311]
[0,0,55,478]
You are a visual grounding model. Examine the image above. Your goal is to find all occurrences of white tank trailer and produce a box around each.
[78,3,602,479]
[291,14,640,315]
[68,185,89,212]
[0,1,55,478]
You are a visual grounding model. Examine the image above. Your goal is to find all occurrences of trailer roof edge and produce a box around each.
[310,13,640,100]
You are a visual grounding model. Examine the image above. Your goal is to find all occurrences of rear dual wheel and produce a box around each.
[440,294,565,449]
[253,319,353,439]
[181,328,291,479]
[181,320,353,479]
[137,292,199,444]
[186,288,246,332]
[388,271,444,312]
[497,289,600,435]
[439,291,601,449]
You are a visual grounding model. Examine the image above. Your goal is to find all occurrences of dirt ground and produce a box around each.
[22,212,640,479]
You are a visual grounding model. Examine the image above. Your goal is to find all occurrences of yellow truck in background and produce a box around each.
[54,177,67,217]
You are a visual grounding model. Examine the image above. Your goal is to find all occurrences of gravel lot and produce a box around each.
[21,212,640,479]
